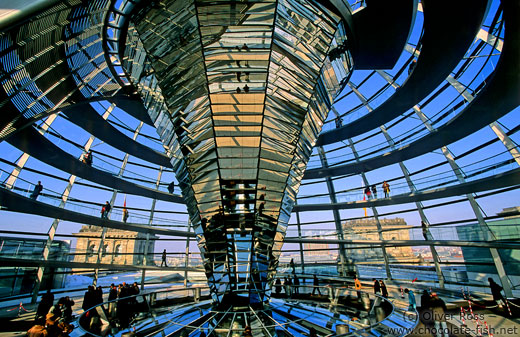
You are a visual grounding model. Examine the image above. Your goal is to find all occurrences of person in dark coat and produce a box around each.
[312,275,321,295]
[371,185,377,199]
[293,275,300,295]
[161,249,168,267]
[421,289,431,309]
[274,278,282,295]
[488,277,506,307]
[30,181,43,200]
[95,286,103,305]
[62,296,74,322]
[108,284,118,318]
[35,289,54,320]
[373,279,381,294]
[167,181,175,194]
[430,293,449,337]
[82,286,95,312]
[101,201,111,219]
[364,186,372,200]
[82,150,93,166]
[379,280,388,298]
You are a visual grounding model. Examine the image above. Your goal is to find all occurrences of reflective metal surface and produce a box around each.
[124,0,352,305]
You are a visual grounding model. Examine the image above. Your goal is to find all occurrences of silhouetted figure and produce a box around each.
[421,289,431,309]
[82,286,95,313]
[290,258,296,275]
[489,277,506,307]
[35,289,54,321]
[62,296,74,322]
[285,277,292,297]
[371,185,377,198]
[373,279,381,294]
[108,284,117,318]
[364,186,372,200]
[382,181,390,198]
[167,181,175,194]
[421,220,430,240]
[244,84,249,93]
[236,71,242,81]
[258,202,265,216]
[293,275,300,295]
[309,327,317,337]
[161,249,167,267]
[101,201,111,219]
[95,286,103,305]
[275,278,282,295]
[122,208,129,223]
[82,150,93,166]
[335,117,342,128]
[430,293,448,337]
[380,280,388,298]
[30,181,43,200]
[312,275,321,295]
[236,87,241,93]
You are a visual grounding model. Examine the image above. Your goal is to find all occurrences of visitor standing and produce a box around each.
[364,186,372,200]
[430,293,449,337]
[35,289,54,320]
[82,150,93,166]
[101,201,111,219]
[312,275,321,296]
[488,277,506,308]
[371,185,377,199]
[108,284,117,318]
[30,181,43,200]
[293,274,300,295]
[405,288,416,311]
[274,278,282,295]
[373,279,381,295]
[167,181,175,194]
[354,277,362,300]
[161,249,167,267]
[382,181,390,198]
[379,280,388,298]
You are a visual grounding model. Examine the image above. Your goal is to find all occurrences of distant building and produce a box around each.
[0,237,70,296]
[73,225,156,266]
[303,237,331,256]
[456,207,520,284]
[342,218,418,263]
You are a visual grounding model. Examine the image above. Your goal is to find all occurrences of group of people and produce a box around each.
[373,278,389,298]
[364,181,391,200]
[81,282,141,332]
[99,201,130,222]
[418,289,449,337]
[28,290,74,337]
[274,275,298,297]
[273,274,320,298]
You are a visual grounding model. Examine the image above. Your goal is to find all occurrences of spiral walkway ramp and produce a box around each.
[0,0,519,336]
